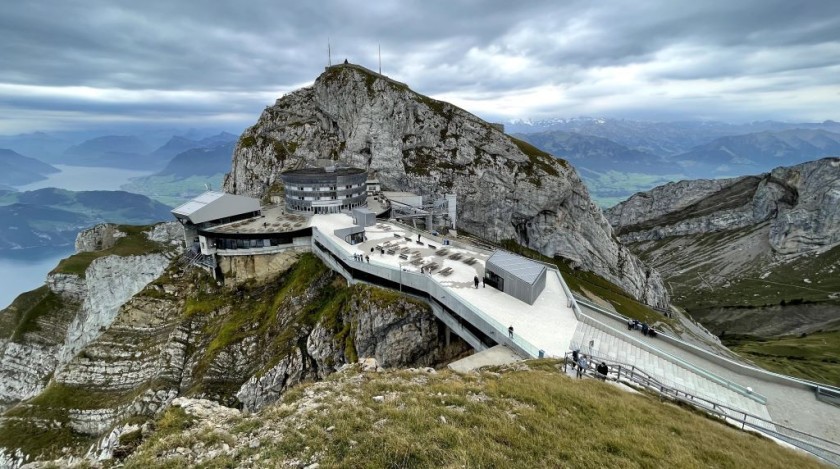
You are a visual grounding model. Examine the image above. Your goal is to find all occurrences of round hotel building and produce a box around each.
[281,167,368,214]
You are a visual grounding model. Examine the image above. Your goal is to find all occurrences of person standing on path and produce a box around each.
[576,355,588,378]
[508,325,514,338]
[474,275,479,288]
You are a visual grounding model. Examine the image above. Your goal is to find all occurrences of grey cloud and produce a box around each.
[0,0,838,133]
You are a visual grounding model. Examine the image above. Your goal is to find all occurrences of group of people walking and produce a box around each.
[571,349,609,380]
[353,253,369,263]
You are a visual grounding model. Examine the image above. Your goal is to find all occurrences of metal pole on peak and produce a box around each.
[328,38,332,67]
[378,43,381,75]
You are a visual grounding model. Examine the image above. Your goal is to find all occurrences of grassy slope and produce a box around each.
[629,222,840,386]
[724,331,840,387]
[0,285,68,342]
[125,361,824,468]
[50,224,164,277]
[0,253,430,460]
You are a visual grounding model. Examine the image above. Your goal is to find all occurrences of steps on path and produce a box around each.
[569,321,775,430]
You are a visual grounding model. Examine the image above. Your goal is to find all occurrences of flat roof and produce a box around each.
[382,191,420,198]
[486,250,546,285]
[308,214,579,358]
[334,225,365,238]
[202,205,310,234]
[172,191,261,225]
[281,167,366,177]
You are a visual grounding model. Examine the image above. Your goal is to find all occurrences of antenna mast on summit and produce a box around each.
[328,38,332,66]
[378,43,382,74]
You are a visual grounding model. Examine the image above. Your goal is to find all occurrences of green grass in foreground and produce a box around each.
[725,331,840,387]
[126,361,824,468]
[50,225,162,278]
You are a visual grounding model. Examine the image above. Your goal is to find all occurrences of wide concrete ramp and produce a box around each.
[448,345,524,373]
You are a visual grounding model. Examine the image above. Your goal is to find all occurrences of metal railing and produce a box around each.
[310,227,543,358]
[574,294,840,405]
[574,307,767,404]
[564,352,840,467]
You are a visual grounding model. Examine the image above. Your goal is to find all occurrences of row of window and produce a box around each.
[292,184,362,191]
[295,194,362,201]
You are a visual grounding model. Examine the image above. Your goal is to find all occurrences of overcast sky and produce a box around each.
[2,0,839,134]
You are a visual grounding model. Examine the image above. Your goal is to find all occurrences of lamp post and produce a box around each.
[399,262,404,292]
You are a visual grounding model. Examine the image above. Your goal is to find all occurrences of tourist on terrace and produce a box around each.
[473,276,479,288]
[508,325,514,338]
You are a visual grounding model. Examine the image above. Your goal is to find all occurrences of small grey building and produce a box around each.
[334,225,366,245]
[352,207,377,227]
[484,250,547,305]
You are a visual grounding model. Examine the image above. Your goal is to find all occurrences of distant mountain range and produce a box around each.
[120,141,235,207]
[514,119,840,206]
[0,149,59,186]
[674,129,840,176]
[509,117,840,154]
[0,129,239,170]
[155,141,235,178]
[55,132,238,170]
[0,188,172,250]
[514,131,668,174]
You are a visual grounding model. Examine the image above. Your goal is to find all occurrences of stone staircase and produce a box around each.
[570,320,775,430]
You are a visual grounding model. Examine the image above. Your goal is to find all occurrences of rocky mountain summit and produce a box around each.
[223,63,668,308]
[606,158,840,336]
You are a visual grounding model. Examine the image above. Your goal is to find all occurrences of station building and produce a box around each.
[281,166,368,214]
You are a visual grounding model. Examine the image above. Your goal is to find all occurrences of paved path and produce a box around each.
[579,303,840,445]
[448,345,523,373]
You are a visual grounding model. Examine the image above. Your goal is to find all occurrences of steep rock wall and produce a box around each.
[0,224,176,410]
[223,64,668,308]
[1,253,469,463]
[607,158,840,255]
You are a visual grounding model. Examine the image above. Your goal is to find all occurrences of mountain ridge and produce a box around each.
[224,63,669,309]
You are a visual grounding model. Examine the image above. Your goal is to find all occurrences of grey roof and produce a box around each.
[486,250,547,285]
[171,191,260,225]
[352,207,375,215]
[334,225,365,238]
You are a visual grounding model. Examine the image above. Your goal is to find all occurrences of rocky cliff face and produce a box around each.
[223,64,668,308]
[0,224,176,412]
[0,245,468,464]
[605,158,840,335]
[606,158,840,255]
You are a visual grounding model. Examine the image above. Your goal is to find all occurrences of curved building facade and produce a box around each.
[281,167,368,214]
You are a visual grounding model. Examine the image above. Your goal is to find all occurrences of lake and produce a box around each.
[2,165,156,310]
[0,245,75,309]
[14,165,154,192]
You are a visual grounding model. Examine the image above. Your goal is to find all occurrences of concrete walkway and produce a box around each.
[447,345,523,373]
[578,303,840,445]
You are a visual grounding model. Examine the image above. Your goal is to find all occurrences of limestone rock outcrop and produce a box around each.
[605,158,840,337]
[606,158,840,255]
[223,64,668,308]
[1,247,468,464]
[0,224,175,412]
